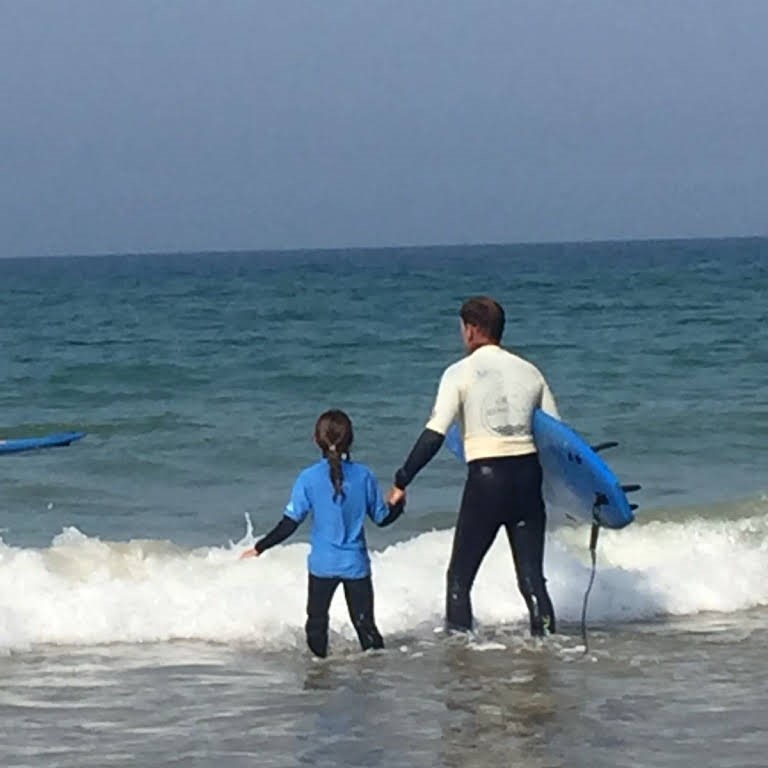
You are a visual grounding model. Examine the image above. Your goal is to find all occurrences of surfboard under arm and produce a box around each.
[443,412,638,529]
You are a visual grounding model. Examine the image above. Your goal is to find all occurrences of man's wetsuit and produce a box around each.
[255,458,403,657]
[394,344,558,636]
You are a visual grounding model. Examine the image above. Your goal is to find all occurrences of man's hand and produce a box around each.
[239,547,259,560]
[387,486,406,506]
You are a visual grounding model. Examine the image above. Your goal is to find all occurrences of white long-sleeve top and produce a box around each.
[425,344,559,462]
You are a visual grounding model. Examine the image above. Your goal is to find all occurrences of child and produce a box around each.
[240,409,404,658]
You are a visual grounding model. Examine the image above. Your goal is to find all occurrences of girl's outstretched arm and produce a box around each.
[241,471,312,558]
[240,515,299,558]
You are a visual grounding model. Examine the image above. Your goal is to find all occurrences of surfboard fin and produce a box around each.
[592,441,619,453]
[621,484,642,493]
[630,504,639,511]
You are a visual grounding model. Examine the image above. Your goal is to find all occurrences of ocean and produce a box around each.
[1,238,766,766]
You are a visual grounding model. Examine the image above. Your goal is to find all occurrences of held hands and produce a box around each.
[387,486,406,506]
[239,547,260,560]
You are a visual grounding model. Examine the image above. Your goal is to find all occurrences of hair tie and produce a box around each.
[328,444,337,453]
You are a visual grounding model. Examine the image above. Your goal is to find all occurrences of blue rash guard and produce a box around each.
[283,459,392,579]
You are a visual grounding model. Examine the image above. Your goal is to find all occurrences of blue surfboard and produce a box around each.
[445,411,636,529]
[0,431,86,455]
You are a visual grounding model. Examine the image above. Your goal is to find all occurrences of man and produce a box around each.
[388,296,558,636]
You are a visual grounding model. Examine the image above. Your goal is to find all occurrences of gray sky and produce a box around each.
[2,1,767,257]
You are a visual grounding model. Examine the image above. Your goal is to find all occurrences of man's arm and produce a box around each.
[393,429,445,490]
[391,366,460,497]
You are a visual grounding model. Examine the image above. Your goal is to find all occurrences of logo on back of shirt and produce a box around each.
[481,392,527,437]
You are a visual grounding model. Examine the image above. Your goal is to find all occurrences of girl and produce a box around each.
[240,409,404,658]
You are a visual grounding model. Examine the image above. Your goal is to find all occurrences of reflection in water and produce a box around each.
[297,651,443,768]
[293,636,573,768]
[437,641,567,768]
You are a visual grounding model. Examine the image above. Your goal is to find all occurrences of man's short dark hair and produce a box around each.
[460,296,505,342]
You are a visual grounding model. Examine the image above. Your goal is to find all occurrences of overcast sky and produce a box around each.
[2,1,767,257]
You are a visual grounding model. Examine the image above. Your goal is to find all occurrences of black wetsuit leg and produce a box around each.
[445,474,503,631]
[306,575,340,658]
[445,454,556,636]
[342,576,384,652]
[501,455,556,636]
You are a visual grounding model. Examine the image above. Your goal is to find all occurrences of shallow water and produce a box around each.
[3,610,767,768]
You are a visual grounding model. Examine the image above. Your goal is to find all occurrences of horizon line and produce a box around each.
[2,232,766,261]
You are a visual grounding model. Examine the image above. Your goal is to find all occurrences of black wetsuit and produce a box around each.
[395,429,555,636]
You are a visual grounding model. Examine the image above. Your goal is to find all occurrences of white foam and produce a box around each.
[2,508,768,652]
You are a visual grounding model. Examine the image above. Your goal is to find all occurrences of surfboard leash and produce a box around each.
[580,504,602,655]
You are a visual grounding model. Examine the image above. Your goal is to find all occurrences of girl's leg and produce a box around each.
[343,576,384,652]
[306,574,340,658]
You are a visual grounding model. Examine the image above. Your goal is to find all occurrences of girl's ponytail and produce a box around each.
[314,410,354,501]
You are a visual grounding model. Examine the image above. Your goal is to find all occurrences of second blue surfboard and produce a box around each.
[0,431,87,455]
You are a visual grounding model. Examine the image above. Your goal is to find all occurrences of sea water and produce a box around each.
[1,239,766,766]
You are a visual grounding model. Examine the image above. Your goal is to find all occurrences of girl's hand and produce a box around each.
[388,486,406,506]
[239,547,259,560]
